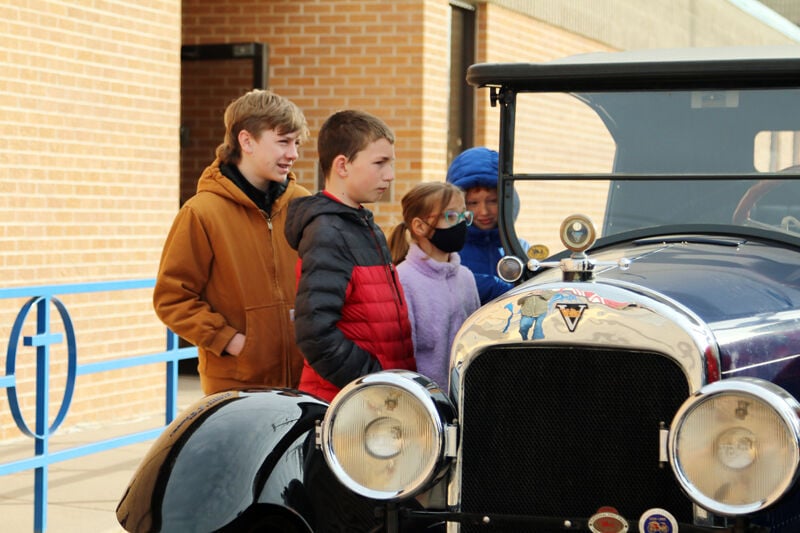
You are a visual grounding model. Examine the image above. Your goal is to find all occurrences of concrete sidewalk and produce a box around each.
[0,375,204,533]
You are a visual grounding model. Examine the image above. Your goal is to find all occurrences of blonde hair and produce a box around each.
[215,89,309,165]
[389,181,464,264]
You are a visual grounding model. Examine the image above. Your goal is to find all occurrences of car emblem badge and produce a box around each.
[639,508,678,533]
[588,506,629,533]
[527,244,550,260]
[556,302,588,332]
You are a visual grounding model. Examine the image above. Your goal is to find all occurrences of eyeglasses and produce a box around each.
[441,210,474,227]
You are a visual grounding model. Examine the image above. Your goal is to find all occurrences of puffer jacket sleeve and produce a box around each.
[153,205,237,357]
[293,218,382,388]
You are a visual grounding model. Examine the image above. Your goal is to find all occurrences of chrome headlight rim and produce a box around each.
[669,377,800,516]
[497,255,524,282]
[320,370,450,501]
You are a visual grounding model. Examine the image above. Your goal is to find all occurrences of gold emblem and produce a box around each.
[527,244,550,260]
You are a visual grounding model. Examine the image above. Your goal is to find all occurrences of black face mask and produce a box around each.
[429,220,468,253]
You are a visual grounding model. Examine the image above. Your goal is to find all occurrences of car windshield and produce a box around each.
[508,87,800,254]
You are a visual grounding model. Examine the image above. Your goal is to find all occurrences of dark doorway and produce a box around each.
[448,3,475,165]
[177,42,269,375]
[180,43,269,205]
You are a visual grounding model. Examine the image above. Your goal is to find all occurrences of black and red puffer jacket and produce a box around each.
[285,192,416,402]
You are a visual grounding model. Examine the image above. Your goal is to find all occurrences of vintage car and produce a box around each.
[117,46,800,532]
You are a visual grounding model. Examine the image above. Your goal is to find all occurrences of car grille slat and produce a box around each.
[459,346,693,532]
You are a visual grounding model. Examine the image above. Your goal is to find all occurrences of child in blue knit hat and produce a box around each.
[446,147,528,304]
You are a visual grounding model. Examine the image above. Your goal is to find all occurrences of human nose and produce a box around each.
[472,201,489,215]
[287,143,299,161]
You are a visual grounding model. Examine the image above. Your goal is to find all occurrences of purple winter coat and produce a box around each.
[396,243,480,391]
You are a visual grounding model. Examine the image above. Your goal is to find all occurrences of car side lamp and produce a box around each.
[497,214,630,283]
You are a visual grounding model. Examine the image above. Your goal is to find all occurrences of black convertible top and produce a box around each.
[466,46,800,92]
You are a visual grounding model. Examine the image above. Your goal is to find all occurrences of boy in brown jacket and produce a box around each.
[153,89,310,394]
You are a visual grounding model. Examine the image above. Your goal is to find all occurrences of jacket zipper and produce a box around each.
[262,209,291,385]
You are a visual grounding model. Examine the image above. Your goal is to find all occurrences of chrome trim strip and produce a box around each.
[722,352,800,375]
[445,424,459,458]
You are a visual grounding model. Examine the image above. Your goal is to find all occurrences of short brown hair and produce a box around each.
[317,110,395,178]
[215,89,309,165]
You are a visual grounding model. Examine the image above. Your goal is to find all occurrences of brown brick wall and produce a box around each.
[181,0,453,230]
[180,58,253,205]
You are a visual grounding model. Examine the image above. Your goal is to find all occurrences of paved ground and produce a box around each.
[0,375,204,533]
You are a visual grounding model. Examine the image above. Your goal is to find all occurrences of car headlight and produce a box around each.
[669,377,800,515]
[320,370,454,500]
[497,255,524,282]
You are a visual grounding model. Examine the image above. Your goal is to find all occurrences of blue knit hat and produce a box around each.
[446,147,498,190]
[447,146,522,220]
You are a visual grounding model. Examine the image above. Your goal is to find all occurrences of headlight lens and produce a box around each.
[497,255,523,282]
[321,371,449,500]
[669,378,800,515]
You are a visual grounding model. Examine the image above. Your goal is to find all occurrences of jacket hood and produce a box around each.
[446,147,499,190]
[197,159,299,211]
[284,192,371,250]
[195,160,251,205]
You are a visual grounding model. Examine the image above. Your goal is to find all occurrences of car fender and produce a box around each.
[116,388,328,533]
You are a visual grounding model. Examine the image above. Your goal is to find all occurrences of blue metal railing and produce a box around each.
[0,279,198,533]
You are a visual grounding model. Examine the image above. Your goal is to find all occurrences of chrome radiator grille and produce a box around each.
[459,346,693,532]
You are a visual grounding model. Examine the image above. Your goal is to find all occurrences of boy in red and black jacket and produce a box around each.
[284,110,415,402]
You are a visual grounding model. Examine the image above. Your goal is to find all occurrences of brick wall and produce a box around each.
[2,0,798,440]
[181,0,453,230]
[492,0,800,49]
[0,1,181,440]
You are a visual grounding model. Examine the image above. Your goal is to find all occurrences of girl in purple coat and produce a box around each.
[388,182,481,393]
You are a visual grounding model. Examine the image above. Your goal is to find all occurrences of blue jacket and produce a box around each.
[447,147,524,304]
[461,225,514,304]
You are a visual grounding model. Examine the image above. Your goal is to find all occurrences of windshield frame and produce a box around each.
[468,48,800,271]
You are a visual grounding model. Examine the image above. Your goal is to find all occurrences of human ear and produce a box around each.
[410,217,429,239]
[238,130,254,154]
[333,155,349,177]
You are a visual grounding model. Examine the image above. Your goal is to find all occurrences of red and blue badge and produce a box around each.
[638,508,678,533]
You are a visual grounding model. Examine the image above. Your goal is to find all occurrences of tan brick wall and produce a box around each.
[0,1,181,440]
[491,0,800,49]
